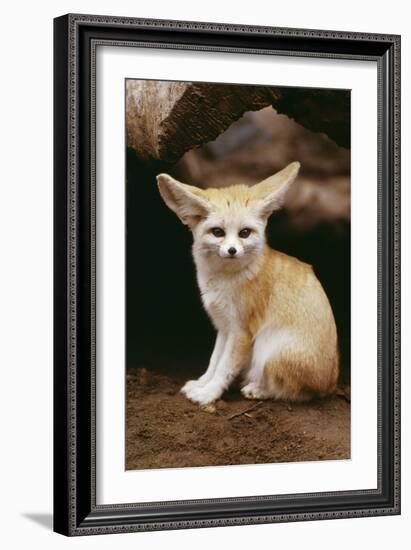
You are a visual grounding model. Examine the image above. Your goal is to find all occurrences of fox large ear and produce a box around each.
[252,162,300,218]
[156,173,210,227]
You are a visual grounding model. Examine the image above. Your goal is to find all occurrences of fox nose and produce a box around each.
[228,247,237,256]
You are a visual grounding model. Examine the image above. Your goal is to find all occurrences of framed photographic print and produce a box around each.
[53,14,401,536]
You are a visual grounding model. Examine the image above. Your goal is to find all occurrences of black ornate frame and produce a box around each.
[53,13,401,536]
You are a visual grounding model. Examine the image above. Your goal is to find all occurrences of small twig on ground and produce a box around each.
[227,401,263,420]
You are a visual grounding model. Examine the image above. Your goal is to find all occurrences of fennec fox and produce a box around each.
[157,162,338,406]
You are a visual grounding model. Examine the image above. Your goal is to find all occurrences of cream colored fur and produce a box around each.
[157,162,339,405]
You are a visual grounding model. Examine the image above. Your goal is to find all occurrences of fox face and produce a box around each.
[157,162,300,271]
[190,195,266,264]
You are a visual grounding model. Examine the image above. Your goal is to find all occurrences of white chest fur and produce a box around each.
[198,275,240,331]
[193,248,264,332]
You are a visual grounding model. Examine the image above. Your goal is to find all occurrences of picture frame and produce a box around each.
[53,13,401,536]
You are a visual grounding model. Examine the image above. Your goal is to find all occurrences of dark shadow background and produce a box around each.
[126,153,214,367]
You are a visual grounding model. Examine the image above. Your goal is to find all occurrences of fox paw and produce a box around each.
[181,380,202,396]
[241,382,269,400]
[182,383,222,406]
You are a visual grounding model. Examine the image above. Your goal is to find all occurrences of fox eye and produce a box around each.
[239,228,252,239]
[211,227,225,238]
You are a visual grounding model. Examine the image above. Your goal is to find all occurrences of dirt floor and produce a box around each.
[126,365,350,470]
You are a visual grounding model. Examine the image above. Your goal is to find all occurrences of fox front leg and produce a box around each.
[181,332,226,397]
[184,332,251,405]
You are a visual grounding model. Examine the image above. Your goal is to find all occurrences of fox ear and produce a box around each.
[253,162,300,218]
[156,173,210,227]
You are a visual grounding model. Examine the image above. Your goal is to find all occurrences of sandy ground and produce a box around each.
[126,367,350,470]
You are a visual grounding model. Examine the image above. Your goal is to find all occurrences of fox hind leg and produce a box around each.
[242,325,337,402]
[241,326,301,401]
[241,381,272,400]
